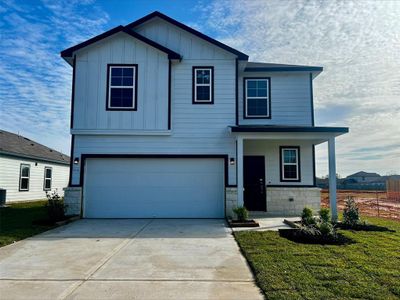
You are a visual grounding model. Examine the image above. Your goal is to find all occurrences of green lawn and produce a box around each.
[235,217,400,300]
[0,200,55,247]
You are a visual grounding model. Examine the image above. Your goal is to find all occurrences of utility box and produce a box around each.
[0,189,6,206]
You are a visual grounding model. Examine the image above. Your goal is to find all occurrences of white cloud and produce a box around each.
[198,0,400,176]
[0,0,108,154]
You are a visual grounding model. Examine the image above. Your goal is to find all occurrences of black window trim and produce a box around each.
[192,66,214,104]
[106,64,138,111]
[43,166,52,191]
[279,146,301,182]
[19,163,30,192]
[243,77,271,119]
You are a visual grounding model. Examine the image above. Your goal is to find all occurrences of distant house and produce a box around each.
[346,171,381,183]
[0,130,70,202]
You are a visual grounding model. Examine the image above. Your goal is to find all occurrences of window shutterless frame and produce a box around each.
[243,77,271,119]
[19,164,30,191]
[43,167,52,191]
[280,146,301,182]
[192,66,214,104]
[106,64,138,111]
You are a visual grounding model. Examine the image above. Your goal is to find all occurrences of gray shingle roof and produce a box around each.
[347,171,381,178]
[245,62,323,72]
[0,130,70,165]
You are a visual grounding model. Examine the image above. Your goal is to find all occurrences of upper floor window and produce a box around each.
[107,65,137,110]
[44,167,52,191]
[19,164,30,191]
[244,78,270,118]
[193,67,214,104]
[280,146,300,182]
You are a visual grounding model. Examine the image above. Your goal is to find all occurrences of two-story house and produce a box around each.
[61,11,348,219]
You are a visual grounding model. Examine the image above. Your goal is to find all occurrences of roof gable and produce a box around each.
[61,25,181,63]
[0,130,69,165]
[126,11,248,60]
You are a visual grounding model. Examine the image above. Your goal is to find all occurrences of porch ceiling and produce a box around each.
[230,125,349,145]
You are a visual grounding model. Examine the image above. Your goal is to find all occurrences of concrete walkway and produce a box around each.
[232,217,299,232]
[0,219,263,300]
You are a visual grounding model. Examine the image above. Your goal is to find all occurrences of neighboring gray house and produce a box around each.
[0,130,70,202]
[62,11,348,219]
[346,171,381,183]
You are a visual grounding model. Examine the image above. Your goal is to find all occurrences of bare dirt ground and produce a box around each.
[321,190,400,221]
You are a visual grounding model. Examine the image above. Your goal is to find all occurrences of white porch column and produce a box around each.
[237,136,244,207]
[328,136,338,221]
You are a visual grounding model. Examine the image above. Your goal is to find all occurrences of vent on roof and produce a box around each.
[49,149,53,152]
[31,143,34,146]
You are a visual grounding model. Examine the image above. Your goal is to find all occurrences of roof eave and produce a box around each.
[0,150,70,166]
[244,66,323,73]
[60,25,182,62]
[230,125,349,135]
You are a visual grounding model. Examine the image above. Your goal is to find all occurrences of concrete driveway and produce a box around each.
[0,219,263,300]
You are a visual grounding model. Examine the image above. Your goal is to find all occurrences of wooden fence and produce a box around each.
[387,179,400,201]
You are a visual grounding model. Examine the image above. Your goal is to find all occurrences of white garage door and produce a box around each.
[83,158,225,218]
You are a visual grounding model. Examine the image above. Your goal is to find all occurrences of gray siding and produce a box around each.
[239,72,313,126]
[71,22,238,185]
[134,18,236,60]
[244,140,314,186]
[74,32,169,131]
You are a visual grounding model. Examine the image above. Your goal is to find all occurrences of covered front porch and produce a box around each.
[228,125,348,220]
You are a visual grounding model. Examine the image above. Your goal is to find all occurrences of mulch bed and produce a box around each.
[228,219,260,227]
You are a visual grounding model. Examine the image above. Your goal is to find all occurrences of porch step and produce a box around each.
[249,211,300,218]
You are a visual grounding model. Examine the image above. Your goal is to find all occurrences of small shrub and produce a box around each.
[233,206,249,222]
[318,221,335,237]
[343,196,360,226]
[46,191,65,222]
[301,207,315,225]
[319,208,331,223]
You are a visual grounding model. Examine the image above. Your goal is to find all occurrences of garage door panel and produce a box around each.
[84,158,224,218]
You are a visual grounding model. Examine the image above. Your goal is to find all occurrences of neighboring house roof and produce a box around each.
[245,62,323,72]
[61,25,181,63]
[347,171,381,178]
[0,130,70,165]
[230,125,348,134]
[125,11,249,60]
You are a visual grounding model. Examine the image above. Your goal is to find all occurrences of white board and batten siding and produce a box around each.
[238,72,313,126]
[0,155,69,202]
[70,19,238,186]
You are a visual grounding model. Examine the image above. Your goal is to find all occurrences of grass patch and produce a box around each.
[0,200,56,247]
[234,217,400,299]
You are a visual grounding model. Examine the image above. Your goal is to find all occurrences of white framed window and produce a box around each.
[280,147,300,181]
[107,65,137,110]
[244,78,270,118]
[19,164,30,191]
[193,67,213,104]
[44,167,52,191]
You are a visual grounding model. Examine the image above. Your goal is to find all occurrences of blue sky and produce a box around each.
[0,0,399,177]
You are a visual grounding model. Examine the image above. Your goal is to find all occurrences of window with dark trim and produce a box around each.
[244,77,271,118]
[107,64,137,110]
[193,66,214,104]
[19,164,30,191]
[280,146,301,182]
[44,167,52,191]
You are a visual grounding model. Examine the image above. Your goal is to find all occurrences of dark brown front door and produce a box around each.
[244,156,266,211]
